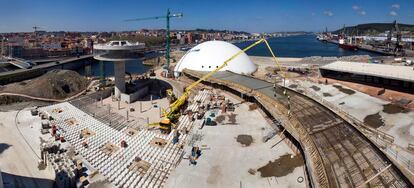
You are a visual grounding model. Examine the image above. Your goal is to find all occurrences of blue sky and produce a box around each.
[0,0,413,33]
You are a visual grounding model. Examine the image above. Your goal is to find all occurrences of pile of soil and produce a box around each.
[1,70,88,100]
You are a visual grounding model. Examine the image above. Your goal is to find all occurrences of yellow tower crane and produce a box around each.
[150,38,287,132]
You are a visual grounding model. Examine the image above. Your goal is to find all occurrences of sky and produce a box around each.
[0,0,413,33]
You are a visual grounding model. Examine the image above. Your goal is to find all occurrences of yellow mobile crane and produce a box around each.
[151,38,286,132]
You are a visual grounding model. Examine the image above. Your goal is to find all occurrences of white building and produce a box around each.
[174,40,257,77]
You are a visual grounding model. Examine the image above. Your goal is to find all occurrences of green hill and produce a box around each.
[332,22,414,36]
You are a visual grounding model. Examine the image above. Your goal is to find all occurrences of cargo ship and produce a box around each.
[338,37,358,51]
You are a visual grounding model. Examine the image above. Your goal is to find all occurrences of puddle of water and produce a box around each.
[215,115,225,123]
[228,113,237,124]
[332,85,355,95]
[322,92,332,97]
[363,113,384,128]
[236,134,253,146]
[382,103,409,114]
[257,154,304,178]
[310,85,320,91]
[288,84,298,88]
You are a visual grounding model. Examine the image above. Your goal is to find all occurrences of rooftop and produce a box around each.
[320,61,414,82]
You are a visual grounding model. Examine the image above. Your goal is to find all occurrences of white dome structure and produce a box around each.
[174,41,257,77]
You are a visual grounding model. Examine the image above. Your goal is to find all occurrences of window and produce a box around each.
[121,41,126,46]
[216,66,218,68]
[202,66,204,68]
[209,66,211,68]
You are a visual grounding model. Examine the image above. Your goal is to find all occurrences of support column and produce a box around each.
[114,61,125,98]
[100,61,105,86]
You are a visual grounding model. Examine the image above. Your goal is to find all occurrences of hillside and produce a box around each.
[332,22,414,36]
[0,70,89,100]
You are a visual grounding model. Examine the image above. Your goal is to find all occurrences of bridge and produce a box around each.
[0,54,94,85]
[182,69,412,188]
[1,57,33,69]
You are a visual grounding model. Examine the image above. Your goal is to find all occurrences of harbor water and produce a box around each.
[77,34,380,76]
[234,34,380,57]
[77,60,149,77]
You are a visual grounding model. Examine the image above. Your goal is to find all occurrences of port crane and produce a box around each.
[392,21,404,56]
[385,21,404,56]
[150,38,287,132]
[126,9,183,75]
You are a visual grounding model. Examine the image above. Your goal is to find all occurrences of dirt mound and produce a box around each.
[2,70,88,100]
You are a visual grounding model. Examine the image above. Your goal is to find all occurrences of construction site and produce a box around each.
[1,35,414,188]
[2,9,414,187]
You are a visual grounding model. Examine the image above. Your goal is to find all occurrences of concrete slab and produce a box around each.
[165,91,307,188]
[0,110,55,188]
[294,80,414,164]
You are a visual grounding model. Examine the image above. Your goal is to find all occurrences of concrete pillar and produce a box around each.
[114,62,125,98]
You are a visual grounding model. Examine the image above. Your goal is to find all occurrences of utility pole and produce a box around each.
[125,9,183,75]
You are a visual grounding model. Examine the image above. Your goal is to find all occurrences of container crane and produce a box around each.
[150,38,287,132]
[126,9,183,76]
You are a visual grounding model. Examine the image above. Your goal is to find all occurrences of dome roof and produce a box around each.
[174,41,256,76]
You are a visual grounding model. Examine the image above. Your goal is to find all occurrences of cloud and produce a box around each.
[352,5,366,16]
[352,5,360,11]
[390,11,398,16]
[323,10,333,17]
[391,4,400,9]
[311,12,316,16]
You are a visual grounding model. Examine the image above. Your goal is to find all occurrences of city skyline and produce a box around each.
[0,0,414,33]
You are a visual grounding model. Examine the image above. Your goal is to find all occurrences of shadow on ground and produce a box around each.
[0,143,12,154]
[1,171,55,188]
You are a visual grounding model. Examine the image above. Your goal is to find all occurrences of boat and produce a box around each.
[338,37,358,51]
[338,25,358,51]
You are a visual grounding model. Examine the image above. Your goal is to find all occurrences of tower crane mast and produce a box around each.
[126,9,183,76]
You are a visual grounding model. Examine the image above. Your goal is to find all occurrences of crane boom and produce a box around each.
[125,16,166,21]
[165,39,265,117]
[163,38,284,119]
[149,38,286,132]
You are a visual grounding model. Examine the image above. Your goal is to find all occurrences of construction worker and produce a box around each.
[189,156,197,166]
